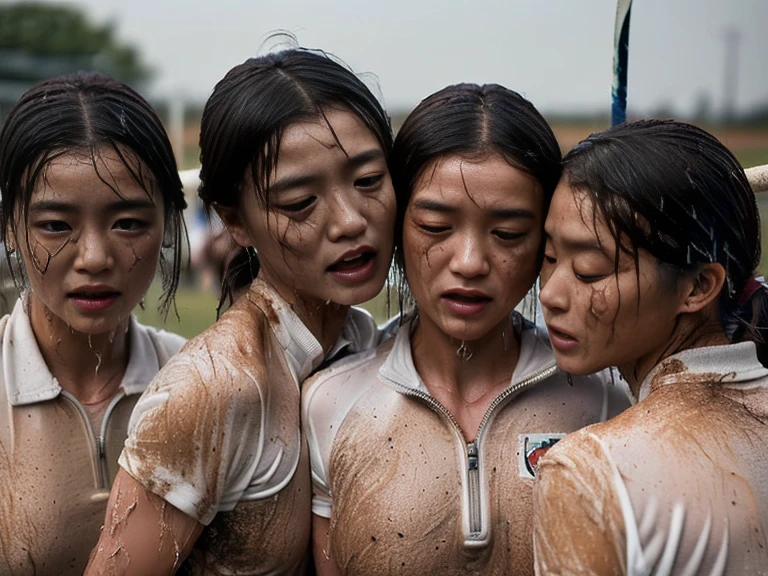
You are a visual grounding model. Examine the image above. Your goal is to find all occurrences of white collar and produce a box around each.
[638,341,768,401]
[247,280,377,382]
[4,299,164,406]
[378,313,557,393]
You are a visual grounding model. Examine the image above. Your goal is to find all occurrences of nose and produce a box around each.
[327,189,367,242]
[539,265,569,313]
[448,230,490,279]
[73,227,114,274]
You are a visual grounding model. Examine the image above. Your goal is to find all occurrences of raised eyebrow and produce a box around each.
[410,199,456,214]
[30,198,157,215]
[106,198,157,212]
[490,208,536,220]
[29,200,77,214]
[346,148,385,169]
[269,174,316,195]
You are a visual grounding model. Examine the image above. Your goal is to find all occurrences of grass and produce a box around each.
[135,282,219,339]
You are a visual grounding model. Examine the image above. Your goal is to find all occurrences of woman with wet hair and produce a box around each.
[534,119,768,574]
[86,47,396,575]
[303,83,630,576]
[0,72,187,576]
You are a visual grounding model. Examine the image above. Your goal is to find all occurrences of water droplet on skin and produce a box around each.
[87,334,103,375]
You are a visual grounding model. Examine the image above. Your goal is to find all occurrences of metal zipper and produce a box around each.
[466,441,481,535]
[380,361,559,541]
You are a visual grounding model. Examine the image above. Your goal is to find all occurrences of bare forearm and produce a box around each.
[85,469,203,576]
[313,514,343,576]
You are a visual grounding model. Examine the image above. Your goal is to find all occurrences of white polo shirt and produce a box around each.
[0,298,185,576]
[120,278,379,575]
[303,314,630,575]
[534,342,768,575]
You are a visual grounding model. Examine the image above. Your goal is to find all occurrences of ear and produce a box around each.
[678,263,726,314]
[213,204,252,249]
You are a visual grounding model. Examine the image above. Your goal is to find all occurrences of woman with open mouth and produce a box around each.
[303,83,630,576]
[86,46,396,576]
[0,73,187,576]
[533,119,768,574]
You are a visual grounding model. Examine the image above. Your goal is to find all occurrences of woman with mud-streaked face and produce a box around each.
[0,73,187,576]
[86,47,396,576]
[303,83,630,576]
[534,119,768,574]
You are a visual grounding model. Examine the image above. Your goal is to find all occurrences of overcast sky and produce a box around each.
[47,0,768,117]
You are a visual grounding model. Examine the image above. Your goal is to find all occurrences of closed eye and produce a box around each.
[275,197,316,212]
[355,174,384,189]
[419,224,450,234]
[574,272,611,283]
[493,230,526,241]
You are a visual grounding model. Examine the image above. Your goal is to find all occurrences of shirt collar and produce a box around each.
[247,280,377,382]
[378,313,557,393]
[638,341,768,401]
[4,299,163,406]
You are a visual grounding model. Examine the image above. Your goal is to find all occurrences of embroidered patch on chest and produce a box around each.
[518,433,566,478]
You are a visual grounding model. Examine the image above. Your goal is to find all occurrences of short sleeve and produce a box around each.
[533,432,627,575]
[119,347,266,525]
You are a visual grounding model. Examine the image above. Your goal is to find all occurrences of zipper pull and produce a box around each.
[97,436,105,460]
[467,441,478,470]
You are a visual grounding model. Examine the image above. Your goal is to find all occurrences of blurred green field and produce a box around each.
[136,281,398,340]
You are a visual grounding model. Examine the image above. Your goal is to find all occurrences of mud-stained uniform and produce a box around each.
[533,342,768,575]
[0,299,185,576]
[120,279,378,576]
[303,315,631,576]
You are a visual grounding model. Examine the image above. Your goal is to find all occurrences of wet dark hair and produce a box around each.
[563,118,767,363]
[198,47,393,312]
[390,83,562,311]
[0,71,187,318]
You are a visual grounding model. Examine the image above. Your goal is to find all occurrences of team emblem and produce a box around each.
[518,434,566,478]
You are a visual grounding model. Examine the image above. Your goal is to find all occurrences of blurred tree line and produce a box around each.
[0,2,149,118]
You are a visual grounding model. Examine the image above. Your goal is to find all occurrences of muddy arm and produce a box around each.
[312,514,343,576]
[532,437,626,576]
[85,469,203,576]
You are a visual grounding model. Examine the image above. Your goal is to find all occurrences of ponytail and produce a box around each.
[217,246,259,317]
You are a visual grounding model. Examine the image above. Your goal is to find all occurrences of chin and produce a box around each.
[553,354,597,376]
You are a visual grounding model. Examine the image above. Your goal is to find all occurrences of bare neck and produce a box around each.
[410,314,520,441]
[28,295,130,405]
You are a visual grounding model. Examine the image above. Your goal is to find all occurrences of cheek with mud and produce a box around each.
[587,283,616,321]
[24,232,75,276]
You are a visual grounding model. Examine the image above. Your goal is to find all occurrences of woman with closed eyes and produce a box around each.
[303,83,630,576]
[534,119,768,575]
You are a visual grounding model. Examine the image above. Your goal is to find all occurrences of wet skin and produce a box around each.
[404,153,543,347]
[539,181,692,390]
[87,110,396,576]
[222,108,396,311]
[20,149,165,341]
